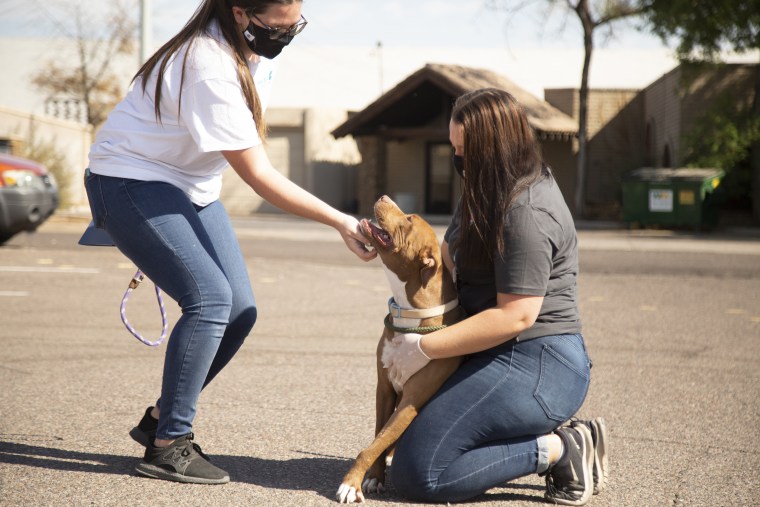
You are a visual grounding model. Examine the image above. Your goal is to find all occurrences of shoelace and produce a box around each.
[184,433,210,461]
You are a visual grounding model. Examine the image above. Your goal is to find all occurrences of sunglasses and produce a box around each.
[249,12,308,40]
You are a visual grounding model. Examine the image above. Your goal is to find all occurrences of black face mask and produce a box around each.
[452,154,465,178]
[242,21,293,59]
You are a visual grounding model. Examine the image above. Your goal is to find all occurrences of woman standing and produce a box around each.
[382,88,608,505]
[85,0,374,484]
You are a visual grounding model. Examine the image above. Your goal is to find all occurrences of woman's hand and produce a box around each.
[382,332,431,387]
[224,146,376,262]
[337,214,377,262]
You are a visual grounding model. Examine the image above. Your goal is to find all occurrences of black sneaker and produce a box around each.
[135,433,229,484]
[544,425,594,505]
[129,406,158,447]
[572,417,609,495]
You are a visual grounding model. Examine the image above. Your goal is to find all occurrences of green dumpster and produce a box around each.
[621,168,724,229]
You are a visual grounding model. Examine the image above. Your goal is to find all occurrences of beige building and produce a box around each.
[221,107,362,215]
[548,63,758,219]
[546,88,647,217]
[332,64,578,216]
[643,63,758,169]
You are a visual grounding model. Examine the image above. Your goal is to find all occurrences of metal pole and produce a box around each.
[140,0,152,64]
[376,41,384,95]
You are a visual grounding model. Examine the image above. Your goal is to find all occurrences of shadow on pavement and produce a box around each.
[213,452,545,504]
[0,440,546,504]
[0,440,135,475]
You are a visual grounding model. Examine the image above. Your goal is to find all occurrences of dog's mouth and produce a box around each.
[360,219,393,249]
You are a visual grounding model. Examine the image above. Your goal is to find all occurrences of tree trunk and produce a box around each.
[573,0,594,218]
[752,65,760,224]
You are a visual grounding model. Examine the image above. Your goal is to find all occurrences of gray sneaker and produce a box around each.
[135,433,229,485]
[544,425,594,506]
[572,417,609,494]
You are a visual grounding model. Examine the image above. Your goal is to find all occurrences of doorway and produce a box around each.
[425,143,457,214]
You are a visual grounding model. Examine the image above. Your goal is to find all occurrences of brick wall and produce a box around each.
[545,88,646,217]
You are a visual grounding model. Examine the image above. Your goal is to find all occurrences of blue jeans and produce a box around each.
[85,173,257,440]
[390,333,590,503]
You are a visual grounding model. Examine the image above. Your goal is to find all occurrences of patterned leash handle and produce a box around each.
[120,270,168,346]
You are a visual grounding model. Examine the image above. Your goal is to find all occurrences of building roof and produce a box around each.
[332,63,578,139]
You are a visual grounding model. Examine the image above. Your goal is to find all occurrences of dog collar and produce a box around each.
[385,297,460,332]
[387,297,459,320]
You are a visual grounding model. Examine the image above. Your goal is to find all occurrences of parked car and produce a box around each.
[0,153,59,244]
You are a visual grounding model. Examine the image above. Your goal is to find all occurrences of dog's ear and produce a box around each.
[420,254,437,287]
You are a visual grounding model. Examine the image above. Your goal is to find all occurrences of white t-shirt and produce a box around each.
[88,20,276,206]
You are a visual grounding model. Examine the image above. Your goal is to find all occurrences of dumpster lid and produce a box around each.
[624,167,724,182]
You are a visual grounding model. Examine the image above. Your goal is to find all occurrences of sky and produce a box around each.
[1,0,755,112]
[1,0,667,51]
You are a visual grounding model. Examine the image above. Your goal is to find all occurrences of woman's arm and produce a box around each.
[383,292,544,386]
[223,145,376,261]
[420,292,544,359]
[435,241,542,357]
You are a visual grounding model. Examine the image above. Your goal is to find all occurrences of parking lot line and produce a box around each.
[0,266,100,274]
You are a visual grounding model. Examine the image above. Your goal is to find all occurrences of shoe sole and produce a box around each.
[129,426,152,448]
[590,417,609,495]
[571,417,610,495]
[135,462,230,485]
[549,424,595,506]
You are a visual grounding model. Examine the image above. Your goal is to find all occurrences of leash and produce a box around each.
[79,171,168,347]
[383,313,448,334]
[120,270,168,347]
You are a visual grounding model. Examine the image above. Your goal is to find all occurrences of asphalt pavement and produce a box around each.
[1,213,759,507]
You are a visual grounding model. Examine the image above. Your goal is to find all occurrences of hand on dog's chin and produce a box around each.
[341,217,378,261]
[349,237,377,261]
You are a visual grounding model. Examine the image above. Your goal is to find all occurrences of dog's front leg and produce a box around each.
[337,356,461,502]
[362,342,398,494]
[336,333,399,503]
[336,403,419,503]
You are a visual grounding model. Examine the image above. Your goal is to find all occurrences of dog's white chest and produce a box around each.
[382,266,423,329]
[382,265,410,308]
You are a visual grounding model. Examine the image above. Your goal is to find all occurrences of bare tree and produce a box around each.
[31,0,137,129]
[488,0,649,217]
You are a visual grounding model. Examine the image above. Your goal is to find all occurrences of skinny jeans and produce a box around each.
[390,333,590,503]
[85,173,257,439]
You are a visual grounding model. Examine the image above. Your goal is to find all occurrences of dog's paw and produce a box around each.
[362,477,385,494]
[336,483,365,503]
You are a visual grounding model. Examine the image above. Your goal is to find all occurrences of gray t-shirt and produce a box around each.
[444,173,581,341]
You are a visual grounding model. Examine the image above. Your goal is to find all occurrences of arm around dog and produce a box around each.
[420,292,544,359]
[384,293,543,386]
[223,146,376,261]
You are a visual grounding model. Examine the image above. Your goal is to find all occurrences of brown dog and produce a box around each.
[336,195,465,503]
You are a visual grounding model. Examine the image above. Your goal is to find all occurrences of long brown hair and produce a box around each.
[451,88,547,265]
[133,0,300,140]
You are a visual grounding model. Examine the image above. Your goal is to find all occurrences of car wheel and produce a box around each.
[0,231,14,245]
